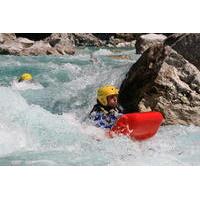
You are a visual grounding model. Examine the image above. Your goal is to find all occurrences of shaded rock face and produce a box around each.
[15,33,51,41]
[68,33,104,46]
[93,33,141,43]
[164,33,185,46]
[69,33,142,47]
[93,33,116,41]
[115,33,143,41]
[118,44,200,126]
[165,33,200,70]
[135,34,167,54]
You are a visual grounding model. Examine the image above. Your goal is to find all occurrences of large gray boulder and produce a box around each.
[135,34,167,54]
[165,33,200,70]
[118,44,200,126]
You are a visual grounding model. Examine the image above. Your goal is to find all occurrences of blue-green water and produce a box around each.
[0,47,200,165]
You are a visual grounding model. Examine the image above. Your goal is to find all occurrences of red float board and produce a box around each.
[108,112,164,140]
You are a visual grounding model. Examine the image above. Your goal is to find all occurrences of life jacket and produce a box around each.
[89,103,122,129]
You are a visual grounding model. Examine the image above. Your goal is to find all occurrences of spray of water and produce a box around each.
[0,48,199,165]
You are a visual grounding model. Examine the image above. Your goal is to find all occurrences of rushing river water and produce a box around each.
[0,47,200,165]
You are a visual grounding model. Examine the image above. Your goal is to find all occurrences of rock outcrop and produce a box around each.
[69,33,104,46]
[135,34,167,54]
[0,33,75,56]
[118,44,200,126]
[0,33,145,56]
[165,33,200,70]
[45,33,75,55]
[0,33,16,43]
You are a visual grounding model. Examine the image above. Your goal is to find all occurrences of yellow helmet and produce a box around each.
[97,85,119,106]
[19,73,32,82]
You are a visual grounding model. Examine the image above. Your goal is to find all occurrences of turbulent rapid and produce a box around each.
[0,47,200,165]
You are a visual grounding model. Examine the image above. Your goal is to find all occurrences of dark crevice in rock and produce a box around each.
[15,33,51,41]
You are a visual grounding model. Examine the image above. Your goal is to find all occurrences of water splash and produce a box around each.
[0,48,199,165]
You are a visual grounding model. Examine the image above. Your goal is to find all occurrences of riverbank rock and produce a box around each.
[69,33,104,46]
[68,33,140,47]
[45,33,75,55]
[135,34,167,54]
[0,33,75,56]
[115,33,142,41]
[0,33,16,43]
[118,44,200,126]
[116,41,136,48]
[0,39,56,56]
[165,33,200,70]
[20,41,59,56]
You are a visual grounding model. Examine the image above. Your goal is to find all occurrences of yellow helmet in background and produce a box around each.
[97,85,119,106]
[19,73,32,82]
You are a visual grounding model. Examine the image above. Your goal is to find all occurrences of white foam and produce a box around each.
[11,80,44,91]
[93,49,113,56]
[62,63,82,74]
[0,120,28,156]
[0,49,200,165]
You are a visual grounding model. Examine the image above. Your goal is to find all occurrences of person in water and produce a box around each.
[18,73,33,83]
[89,85,122,129]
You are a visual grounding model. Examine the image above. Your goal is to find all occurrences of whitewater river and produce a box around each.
[0,47,200,165]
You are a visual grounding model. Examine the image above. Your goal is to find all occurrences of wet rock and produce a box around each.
[118,44,200,126]
[135,34,167,54]
[165,33,200,70]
